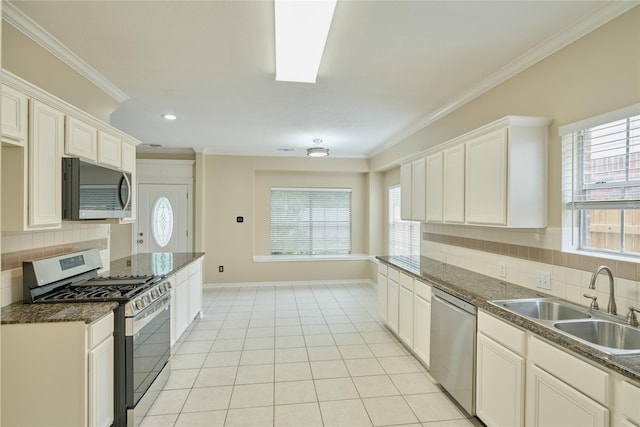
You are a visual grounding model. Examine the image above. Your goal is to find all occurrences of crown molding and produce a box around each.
[369,1,639,159]
[2,1,129,103]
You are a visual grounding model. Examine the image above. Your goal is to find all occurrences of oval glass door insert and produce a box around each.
[152,196,174,247]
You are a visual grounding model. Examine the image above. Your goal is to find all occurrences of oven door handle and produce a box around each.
[126,295,170,336]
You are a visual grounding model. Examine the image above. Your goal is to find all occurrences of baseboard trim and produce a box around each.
[203,279,376,289]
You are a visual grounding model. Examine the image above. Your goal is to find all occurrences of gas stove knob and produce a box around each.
[144,295,152,305]
[151,289,159,299]
[165,282,172,290]
[135,299,145,310]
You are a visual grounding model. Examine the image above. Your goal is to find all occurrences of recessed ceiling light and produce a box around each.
[162,114,177,121]
[275,0,337,83]
[276,148,295,152]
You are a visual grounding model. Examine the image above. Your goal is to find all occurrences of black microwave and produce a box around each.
[62,157,132,220]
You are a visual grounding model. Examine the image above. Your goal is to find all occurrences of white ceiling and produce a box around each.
[6,1,636,158]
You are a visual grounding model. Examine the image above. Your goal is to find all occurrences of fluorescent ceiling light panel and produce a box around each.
[275,0,337,83]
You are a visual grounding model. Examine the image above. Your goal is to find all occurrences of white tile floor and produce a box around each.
[141,283,482,427]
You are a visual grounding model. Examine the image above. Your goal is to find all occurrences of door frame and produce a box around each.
[133,159,194,254]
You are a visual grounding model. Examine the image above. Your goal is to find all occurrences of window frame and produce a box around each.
[270,187,352,256]
[561,104,640,259]
[388,185,421,257]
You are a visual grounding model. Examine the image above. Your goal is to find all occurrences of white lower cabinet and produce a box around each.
[413,290,431,366]
[526,363,608,427]
[476,333,524,427]
[398,284,414,347]
[377,272,388,322]
[1,312,114,426]
[170,258,204,346]
[387,278,399,334]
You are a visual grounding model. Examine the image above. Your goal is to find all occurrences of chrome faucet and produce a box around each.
[588,265,617,315]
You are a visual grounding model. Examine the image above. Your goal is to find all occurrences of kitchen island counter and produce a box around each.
[377,255,640,383]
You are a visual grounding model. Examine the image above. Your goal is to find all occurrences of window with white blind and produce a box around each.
[561,104,640,257]
[389,185,420,256]
[271,188,351,255]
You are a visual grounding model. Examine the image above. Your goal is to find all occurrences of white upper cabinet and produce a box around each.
[411,158,426,221]
[121,140,136,173]
[29,99,65,228]
[400,163,412,220]
[98,131,122,169]
[65,116,98,162]
[465,128,508,225]
[1,84,28,146]
[425,152,443,222]
[416,116,549,229]
[443,144,465,223]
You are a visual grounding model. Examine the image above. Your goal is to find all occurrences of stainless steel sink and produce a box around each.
[489,297,640,355]
[499,299,591,321]
[554,320,640,354]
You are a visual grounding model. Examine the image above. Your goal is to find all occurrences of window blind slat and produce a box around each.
[271,188,352,255]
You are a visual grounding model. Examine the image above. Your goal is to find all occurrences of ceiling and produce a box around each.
[6,1,636,158]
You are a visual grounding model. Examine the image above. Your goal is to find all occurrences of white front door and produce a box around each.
[135,184,191,253]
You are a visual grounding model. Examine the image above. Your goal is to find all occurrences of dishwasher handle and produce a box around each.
[432,288,476,315]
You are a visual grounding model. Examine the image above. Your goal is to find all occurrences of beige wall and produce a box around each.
[2,23,119,122]
[372,6,640,242]
[203,155,372,283]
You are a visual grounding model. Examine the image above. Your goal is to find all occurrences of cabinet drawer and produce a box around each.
[399,272,413,291]
[528,336,609,405]
[478,311,524,355]
[387,267,399,283]
[89,312,114,348]
[414,280,431,302]
[621,380,640,425]
[378,263,388,277]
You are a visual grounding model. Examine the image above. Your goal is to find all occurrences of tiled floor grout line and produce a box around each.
[143,283,476,427]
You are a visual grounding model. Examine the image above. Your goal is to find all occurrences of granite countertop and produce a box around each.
[1,301,117,325]
[377,255,640,383]
[108,252,205,277]
[1,252,204,326]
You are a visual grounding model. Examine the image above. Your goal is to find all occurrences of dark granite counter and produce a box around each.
[377,255,640,383]
[1,301,117,325]
[108,252,204,277]
[1,252,204,326]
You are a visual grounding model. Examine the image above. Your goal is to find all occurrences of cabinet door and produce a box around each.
[65,116,98,161]
[1,85,28,145]
[443,144,465,223]
[188,262,203,321]
[398,285,414,347]
[377,272,388,323]
[400,163,412,220]
[476,333,524,427]
[411,158,426,221]
[89,335,114,427]
[121,140,136,173]
[387,279,399,333]
[413,295,430,366]
[526,363,609,427]
[465,129,508,225]
[175,279,190,339]
[98,131,122,168]
[425,152,443,222]
[29,100,64,227]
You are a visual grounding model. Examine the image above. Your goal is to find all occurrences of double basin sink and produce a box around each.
[489,298,640,355]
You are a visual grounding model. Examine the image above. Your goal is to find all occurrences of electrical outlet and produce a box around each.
[218,266,224,273]
[499,263,507,278]
[536,271,551,290]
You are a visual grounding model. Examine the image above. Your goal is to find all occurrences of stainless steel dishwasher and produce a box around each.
[430,288,477,415]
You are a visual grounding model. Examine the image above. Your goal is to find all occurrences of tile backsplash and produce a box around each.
[422,227,640,315]
[1,223,111,307]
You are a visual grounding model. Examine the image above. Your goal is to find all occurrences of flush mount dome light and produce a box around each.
[307,138,329,157]
[162,114,177,121]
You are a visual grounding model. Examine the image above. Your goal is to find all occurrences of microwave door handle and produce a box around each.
[118,173,132,209]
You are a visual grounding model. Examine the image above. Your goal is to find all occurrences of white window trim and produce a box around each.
[560,103,640,260]
[253,254,371,263]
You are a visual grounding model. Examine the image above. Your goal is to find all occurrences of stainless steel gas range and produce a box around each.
[23,249,172,427]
